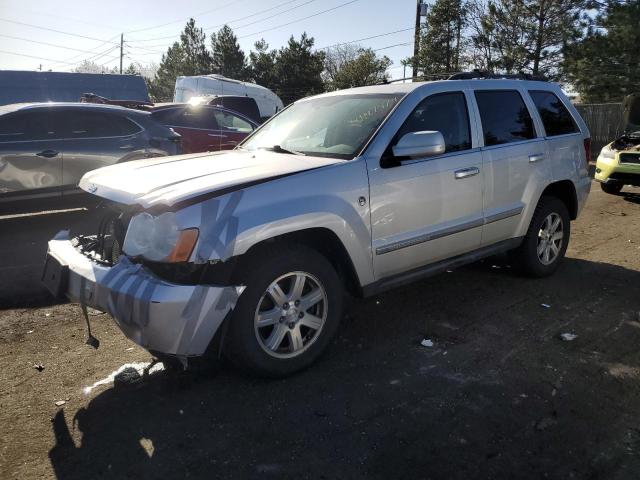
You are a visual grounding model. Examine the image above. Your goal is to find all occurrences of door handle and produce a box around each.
[36,150,58,158]
[454,167,480,179]
[529,153,545,163]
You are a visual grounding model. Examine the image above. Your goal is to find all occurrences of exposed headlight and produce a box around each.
[123,212,199,263]
[598,146,616,160]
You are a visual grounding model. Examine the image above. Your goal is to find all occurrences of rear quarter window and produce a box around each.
[529,90,579,137]
[475,90,536,146]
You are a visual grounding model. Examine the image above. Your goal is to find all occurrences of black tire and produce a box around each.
[510,196,570,278]
[601,182,623,195]
[226,243,344,377]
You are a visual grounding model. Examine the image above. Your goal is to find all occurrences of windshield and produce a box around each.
[242,93,403,159]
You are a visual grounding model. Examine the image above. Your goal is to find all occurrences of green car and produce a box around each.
[595,93,640,194]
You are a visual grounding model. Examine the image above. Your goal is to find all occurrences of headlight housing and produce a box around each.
[123,212,199,263]
[598,145,616,161]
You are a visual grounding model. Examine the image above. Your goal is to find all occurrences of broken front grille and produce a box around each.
[619,153,640,164]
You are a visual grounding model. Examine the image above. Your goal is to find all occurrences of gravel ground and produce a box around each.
[1,183,639,480]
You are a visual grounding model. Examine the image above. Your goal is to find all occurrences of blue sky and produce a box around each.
[0,0,418,80]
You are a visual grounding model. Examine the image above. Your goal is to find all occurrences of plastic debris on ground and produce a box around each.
[33,363,45,372]
[559,333,577,342]
[420,338,434,348]
[83,361,165,395]
[54,400,66,407]
[541,303,551,309]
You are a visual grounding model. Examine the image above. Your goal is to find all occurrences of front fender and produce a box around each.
[188,160,374,287]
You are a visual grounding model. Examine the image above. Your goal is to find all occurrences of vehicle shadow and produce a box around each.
[622,191,640,205]
[48,257,640,480]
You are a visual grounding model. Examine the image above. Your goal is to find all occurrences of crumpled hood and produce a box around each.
[79,150,343,209]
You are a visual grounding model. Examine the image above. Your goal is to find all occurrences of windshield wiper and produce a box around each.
[259,145,305,156]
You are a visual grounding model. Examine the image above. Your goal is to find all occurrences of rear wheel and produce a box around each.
[511,196,570,277]
[600,182,623,195]
[226,244,343,377]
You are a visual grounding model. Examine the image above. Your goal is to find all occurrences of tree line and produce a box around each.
[409,0,640,102]
[143,19,391,105]
[78,1,639,105]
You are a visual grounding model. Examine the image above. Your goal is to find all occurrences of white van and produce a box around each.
[174,75,284,120]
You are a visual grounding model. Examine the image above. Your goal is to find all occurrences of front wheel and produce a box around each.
[600,182,623,195]
[226,244,344,377]
[510,196,570,277]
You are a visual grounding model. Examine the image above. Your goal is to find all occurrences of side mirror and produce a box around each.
[392,131,445,158]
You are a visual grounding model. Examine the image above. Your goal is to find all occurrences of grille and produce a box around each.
[619,153,640,164]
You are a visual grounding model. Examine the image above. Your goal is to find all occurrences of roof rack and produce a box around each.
[447,70,547,81]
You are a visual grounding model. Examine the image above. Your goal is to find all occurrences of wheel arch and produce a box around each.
[541,180,578,220]
[238,227,364,297]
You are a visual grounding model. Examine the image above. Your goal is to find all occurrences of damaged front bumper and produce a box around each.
[44,231,244,357]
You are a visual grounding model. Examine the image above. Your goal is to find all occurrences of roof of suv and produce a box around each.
[308,79,560,100]
[0,102,150,116]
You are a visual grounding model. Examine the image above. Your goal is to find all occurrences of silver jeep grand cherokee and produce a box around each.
[44,79,591,377]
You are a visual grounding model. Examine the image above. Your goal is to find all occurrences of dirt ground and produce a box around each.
[1,182,640,480]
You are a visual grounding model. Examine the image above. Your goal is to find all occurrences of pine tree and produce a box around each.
[323,45,392,90]
[411,0,466,75]
[211,25,248,80]
[563,1,640,102]
[248,39,277,88]
[147,19,212,101]
[272,33,325,105]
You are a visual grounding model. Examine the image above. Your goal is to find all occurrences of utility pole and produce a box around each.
[120,33,123,74]
[413,1,427,81]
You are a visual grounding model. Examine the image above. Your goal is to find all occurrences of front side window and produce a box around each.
[394,92,471,153]
[529,90,578,137]
[475,90,536,146]
[242,94,403,159]
[214,111,253,133]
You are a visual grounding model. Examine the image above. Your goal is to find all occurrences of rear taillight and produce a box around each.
[583,138,591,163]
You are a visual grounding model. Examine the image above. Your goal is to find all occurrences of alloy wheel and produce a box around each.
[537,212,564,265]
[254,271,328,359]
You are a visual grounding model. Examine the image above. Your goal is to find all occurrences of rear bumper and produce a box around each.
[45,232,244,357]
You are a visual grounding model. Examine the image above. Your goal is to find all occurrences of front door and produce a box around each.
[368,91,484,280]
[0,109,62,200]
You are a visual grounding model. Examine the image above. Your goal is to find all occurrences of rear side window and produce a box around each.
[475,90,535,146]
[49,110,140,139]
[153,107,218,130]
[214,111,254,133]
[395,92,471,153]
[0,111,49,142]
[529,90,578,136]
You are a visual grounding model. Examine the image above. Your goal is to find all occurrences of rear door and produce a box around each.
[0,109,62,199]
[473,89,550,246]
[213,110,256,150]
[528,90,586,181]
[368,91,484,279]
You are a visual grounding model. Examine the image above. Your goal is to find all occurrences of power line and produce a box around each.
[373,42,413,52]
[0,17,119,45]
[127,0,311,43]
[230,0,317,31]
[237,0,363,39]
[44,34,122,68]
[0,49,99,66]
[0,33,120,59]
[317,27,414,50]
[124,0,243,35]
